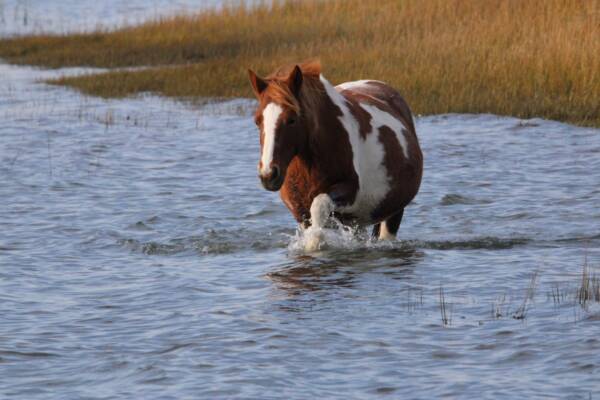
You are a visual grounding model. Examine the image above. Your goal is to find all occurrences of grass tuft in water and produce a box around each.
[577,264,600,311]
[548,283,569,306]
[512,271,539,320]
[439,286,452,326]
[492,293,510,319]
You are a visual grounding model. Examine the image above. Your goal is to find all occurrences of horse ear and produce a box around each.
[287,65,303,98]
[248,69,268,97]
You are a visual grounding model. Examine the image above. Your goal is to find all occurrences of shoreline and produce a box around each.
[0,0,598,127]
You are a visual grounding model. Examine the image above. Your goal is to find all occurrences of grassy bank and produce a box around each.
[1,0,598,126]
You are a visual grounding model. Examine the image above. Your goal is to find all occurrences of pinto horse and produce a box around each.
[248,61,422,244]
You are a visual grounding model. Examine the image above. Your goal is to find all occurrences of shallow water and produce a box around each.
[2,2,600,399]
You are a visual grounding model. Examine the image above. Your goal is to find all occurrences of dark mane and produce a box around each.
[265,60,325,117]
[268,59,322,80]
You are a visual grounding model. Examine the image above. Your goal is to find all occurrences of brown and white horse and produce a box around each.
[248,61,422,247]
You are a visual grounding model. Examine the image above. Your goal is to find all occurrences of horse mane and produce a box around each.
[265,60,325,117]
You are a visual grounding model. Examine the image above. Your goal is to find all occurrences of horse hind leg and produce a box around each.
[375,209,404,241]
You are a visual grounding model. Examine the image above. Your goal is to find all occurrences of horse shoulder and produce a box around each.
[280,157,312,224]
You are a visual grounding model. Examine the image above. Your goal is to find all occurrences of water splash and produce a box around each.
[287,221,402,254]
[288,221,356,253]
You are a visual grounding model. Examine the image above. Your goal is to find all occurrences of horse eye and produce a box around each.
[287,117,297,126]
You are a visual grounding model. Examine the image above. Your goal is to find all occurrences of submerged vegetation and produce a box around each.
[0,0,598,125]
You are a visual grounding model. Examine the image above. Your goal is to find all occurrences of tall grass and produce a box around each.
[0,0,598,125]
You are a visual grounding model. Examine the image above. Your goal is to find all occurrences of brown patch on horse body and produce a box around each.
[345,97,372,139]
[338,81,422,223]
[339,81,422,223]
[371,124,423,222]
[355,81,417,135]
[341,82,416,139]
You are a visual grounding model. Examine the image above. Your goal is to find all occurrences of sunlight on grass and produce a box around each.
[0,0,598,125]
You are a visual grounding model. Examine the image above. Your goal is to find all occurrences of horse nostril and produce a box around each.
[259,165,283,191]
[271,165,280,182]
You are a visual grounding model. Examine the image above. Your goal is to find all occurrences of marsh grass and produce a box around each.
[404,287,424,314]
[545,260,600,317]
[0,0,598,126]
[513,271,539,320]
[492,293,511,319]
[549,284,569,306]
[439,286,452,326]
[577,264,600,310]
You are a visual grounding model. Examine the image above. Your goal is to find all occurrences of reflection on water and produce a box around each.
[267,246,423,295]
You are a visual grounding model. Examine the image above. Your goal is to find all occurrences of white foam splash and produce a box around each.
[287,221,399,254]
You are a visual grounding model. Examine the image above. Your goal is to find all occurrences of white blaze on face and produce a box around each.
[260,103,283,176]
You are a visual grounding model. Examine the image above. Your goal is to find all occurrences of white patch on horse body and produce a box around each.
[320,76,390,222]
[260,103,283,176]
[336,80,385,91]
[359,103,410,160]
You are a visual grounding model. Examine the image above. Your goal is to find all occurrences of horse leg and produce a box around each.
[304,185,358,251]
[309,193,335,228]
[378,209,404,241]
[302,194,333,251]
[309,181,355,227]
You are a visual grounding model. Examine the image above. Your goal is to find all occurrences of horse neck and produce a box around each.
[298,75,352,173]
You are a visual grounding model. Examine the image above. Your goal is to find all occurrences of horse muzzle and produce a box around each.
[259,165,284,191]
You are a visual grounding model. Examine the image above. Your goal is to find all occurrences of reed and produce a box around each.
[1,0,598,125]
[577,264,600,310]
[512,271,539,320]
[439,286,452,326]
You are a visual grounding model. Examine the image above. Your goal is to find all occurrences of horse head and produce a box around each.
[248,65,308,191]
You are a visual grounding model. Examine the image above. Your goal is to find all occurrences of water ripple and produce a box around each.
[1,32,600,400]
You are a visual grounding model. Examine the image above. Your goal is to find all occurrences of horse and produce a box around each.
[247,60,423,248]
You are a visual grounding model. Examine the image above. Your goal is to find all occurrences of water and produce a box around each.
[1,2,600,399]
[0,0,229,36]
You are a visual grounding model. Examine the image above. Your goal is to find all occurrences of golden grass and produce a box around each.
[1,0,598,125]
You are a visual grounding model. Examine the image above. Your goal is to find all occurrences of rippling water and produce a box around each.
[2,2,600,399]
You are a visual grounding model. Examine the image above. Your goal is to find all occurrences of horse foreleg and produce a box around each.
[304,184,357,251]
[309,193,335,228]
[309,183,355,228]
